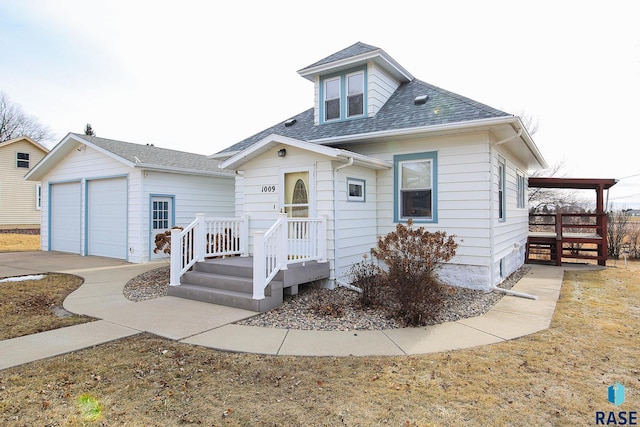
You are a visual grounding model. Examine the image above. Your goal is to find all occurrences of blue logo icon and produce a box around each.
[608,383,625,407]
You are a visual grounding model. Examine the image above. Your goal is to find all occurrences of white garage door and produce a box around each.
[50,181,82,253]
[87,177,127,259]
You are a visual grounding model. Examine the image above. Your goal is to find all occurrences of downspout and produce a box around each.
[490,125,537,300]
[333,157,354,288]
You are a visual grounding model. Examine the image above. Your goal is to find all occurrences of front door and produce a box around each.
[150,196,173,259]
[283,171,310,218]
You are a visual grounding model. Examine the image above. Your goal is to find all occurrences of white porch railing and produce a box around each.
[169,214,248,286]
[252,213,327,299]
[169,212,328,301]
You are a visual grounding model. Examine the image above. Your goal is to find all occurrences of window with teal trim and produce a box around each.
[394,152,437,223]
[320,69,365,122]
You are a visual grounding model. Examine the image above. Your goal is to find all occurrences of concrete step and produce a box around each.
[167,283,283,312]
[194,259,253,278]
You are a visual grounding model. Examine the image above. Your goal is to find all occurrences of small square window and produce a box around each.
[347,178,365,202]
[17,152,30,168]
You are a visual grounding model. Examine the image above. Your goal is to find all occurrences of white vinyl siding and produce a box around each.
[367,63,400,117]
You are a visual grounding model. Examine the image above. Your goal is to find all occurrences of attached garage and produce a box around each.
[87,177,128,259]
[50,181,81,254]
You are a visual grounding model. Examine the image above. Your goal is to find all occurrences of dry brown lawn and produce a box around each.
[0,262,639,426]
[0,233,40,252]
[0,274,93,340]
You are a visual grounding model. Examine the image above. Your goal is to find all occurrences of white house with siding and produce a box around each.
[25,133,235,263]
[205,42,548,293]
[0,136,48,229]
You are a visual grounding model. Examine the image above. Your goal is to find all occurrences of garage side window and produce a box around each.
[394,152,438,223]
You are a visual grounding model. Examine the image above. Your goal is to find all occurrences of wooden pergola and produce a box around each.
[526,177,618,266]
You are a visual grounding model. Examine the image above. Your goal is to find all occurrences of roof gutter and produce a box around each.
[310,116,521,145]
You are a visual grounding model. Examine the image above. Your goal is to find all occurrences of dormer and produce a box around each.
[297,42,414,125]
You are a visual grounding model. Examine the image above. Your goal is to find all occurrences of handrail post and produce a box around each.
[555,212,563,266]
[252,231,266,299]
[194,213,206,263]
[169,227,182,286]
[319,216,327,263]
[277,212,288,270]
[240,215,249,257]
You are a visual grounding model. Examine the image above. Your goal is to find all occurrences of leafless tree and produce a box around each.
[607,209,632,258]
[0,92,54,143]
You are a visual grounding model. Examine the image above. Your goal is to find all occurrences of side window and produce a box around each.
[36,184,42,210]
[347,178,365,202]
[394,152,437,223]
[517,171,526,209]
[17,152,30,168]
[498,158,506,221]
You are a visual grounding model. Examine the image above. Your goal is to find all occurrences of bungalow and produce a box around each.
[168,42,548,310]
[25,133,235,262]
[0,136,49,229]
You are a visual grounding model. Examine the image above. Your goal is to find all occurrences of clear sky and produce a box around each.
[1,1,639,208]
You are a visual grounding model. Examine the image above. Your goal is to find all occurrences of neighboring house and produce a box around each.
[0,136,49,229]
[209,42,548,291]
[25,133,235,262]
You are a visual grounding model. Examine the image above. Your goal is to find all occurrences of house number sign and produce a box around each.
[261,185,276,193]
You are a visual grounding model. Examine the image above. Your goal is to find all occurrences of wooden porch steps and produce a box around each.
[168,256,330,312]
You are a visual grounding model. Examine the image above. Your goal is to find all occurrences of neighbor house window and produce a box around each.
[36,184,42,210]
[498,158,506,221]
[321,68,366,122]
[347,178,365,202]
[394,152,437,223]
[324,77,340,121]
[517,171,526,209]
[347,72,364,117]
[17,152,29,168]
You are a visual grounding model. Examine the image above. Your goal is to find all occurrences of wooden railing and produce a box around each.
[527,212,608,265]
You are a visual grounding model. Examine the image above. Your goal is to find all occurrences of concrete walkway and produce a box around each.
[0,252,579,370]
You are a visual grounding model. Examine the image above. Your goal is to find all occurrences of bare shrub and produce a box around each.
[348,255,387,308]
[371,219,458,326]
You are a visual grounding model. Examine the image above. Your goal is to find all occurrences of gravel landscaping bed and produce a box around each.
[124,265,529,331]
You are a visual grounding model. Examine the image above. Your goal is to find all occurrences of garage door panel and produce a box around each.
[88,178,127,259]
[50,182,82,253]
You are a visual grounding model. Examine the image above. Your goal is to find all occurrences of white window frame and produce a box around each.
[346,71,364,118]
[17,152,30,168]
[347,178,365,202]
[396,155,435,222]
[498,157,506,221]
[36,184,42,210]
[323,77,341,121]
[516,171,526,209]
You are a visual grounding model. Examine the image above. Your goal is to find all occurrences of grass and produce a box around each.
[0,273,93,340]
[0,261,638,425]
[0,233,40,252]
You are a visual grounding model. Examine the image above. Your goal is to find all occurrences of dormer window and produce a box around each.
[320,68,366,123]
[347,72,363,117]
[324,77,340,121]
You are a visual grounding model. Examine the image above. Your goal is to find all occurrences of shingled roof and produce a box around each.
[73,134,230,174]
[219,78,512,154]
[26,133,233,181]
